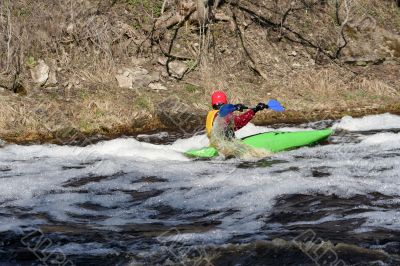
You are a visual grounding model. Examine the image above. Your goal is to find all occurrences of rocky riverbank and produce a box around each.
[1,0,399,144]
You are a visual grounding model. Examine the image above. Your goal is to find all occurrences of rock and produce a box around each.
[0,87,5,93]
[132,71,160,89]
[161,70,169,78]
[116,67,160,89]
[115,73,133,89]
[168,61,189,79]
[31,59,49,85]
[292,63,301,68]
[290,51,298,56]
[0,139,5,147]
[149,83,167,91]
[158,57,168,66]
[45,69,58,87]
[131,67,149,76]
[157,58,189,79]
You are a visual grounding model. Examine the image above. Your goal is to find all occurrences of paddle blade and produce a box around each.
[267,99,285,112]
[219,104,236,117]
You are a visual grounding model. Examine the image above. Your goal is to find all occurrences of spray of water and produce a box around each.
[209,115,270,159]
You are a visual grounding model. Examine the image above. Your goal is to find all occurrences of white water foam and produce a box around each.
[333,113,400,131]
[361,132,400,146]
[0,114,400,253]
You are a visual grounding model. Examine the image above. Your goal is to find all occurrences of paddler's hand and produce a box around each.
[252,103,267,113]
[234,104,247,112]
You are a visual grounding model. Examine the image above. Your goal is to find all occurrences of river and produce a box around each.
[1,113,400,265]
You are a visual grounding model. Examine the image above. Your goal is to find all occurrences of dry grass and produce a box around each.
[266,63,400,110]
[0,0,399,143]
[0,87,162,143]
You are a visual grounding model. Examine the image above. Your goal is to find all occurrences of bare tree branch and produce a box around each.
[165,27,180,76]
[231,2,336,60]
[231,6,268,80]
[335,0,350,58]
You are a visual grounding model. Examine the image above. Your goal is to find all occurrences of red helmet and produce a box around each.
[211,91,227,106]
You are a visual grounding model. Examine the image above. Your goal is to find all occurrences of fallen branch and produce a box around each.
[155,2,197,29]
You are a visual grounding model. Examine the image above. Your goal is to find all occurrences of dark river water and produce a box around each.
[1,113,400,265]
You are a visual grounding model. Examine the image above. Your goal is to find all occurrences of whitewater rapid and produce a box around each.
[0,113,400,259]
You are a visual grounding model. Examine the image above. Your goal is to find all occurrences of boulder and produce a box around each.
[132,71,160,89]
[0,139,5,147]
[115,67,160,89]
[31,59,49,85]
[168,61,189,79]
[157,58,189,79]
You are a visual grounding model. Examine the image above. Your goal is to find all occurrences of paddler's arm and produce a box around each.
[233,109,255,130]
[232,103,267,130]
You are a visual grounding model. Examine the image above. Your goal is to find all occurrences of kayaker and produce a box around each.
[206,91,267,139]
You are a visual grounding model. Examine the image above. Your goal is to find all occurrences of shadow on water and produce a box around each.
[237,159,288,169]
[264,193,400,253]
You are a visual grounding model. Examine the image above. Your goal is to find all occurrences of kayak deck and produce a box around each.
[184,129,333,158]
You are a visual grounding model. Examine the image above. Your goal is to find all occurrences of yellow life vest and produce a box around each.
[206,110,219,138]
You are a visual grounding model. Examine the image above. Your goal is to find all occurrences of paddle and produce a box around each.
[219,99,285,117]
[266,99,285,112]
[218,104,237,117]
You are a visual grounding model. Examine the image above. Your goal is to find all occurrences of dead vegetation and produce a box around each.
[0,0,399,143]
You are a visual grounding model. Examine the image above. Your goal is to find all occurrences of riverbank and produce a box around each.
[1,63,400,145]
[1,64,400,145]
[1,0,399,145]
[1,93,400,145]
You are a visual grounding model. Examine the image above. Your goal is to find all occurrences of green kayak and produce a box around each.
[185,129,333,158]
